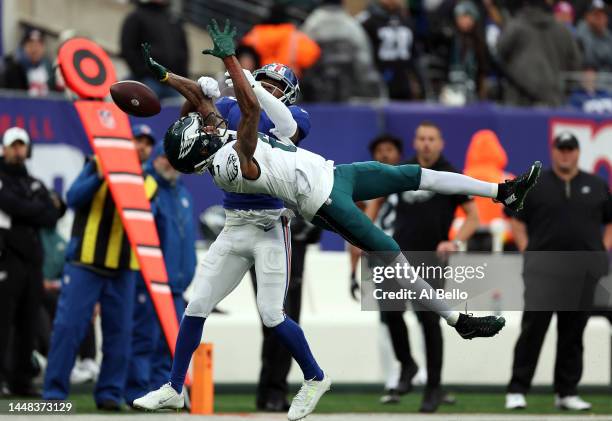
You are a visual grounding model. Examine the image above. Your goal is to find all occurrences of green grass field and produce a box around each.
[30,392,612,415]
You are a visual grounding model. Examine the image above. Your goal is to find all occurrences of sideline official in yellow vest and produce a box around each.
[43,128,156,410]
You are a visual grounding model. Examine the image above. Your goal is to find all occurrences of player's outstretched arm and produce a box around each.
[226,69,298,142]
[203,19,260,178]
[225,56,260,157]
[141,43,218,118]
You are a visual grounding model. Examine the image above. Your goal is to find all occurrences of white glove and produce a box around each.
[224,69,259,89]
[197,76,220,99]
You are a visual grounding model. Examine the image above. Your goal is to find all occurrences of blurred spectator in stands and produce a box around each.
[120,0,188,99]
[439,1,489,104]
[1,28,57,96]
[0,127,60,396]
[573,0,607,25]
[554,1,577,34]
[241,4,321,78]
[450,130,514,251]
[482,0,507,54]
[235,45,261,73]
[576,0,612,71]
[568,67,612,112]
[497,0,581,106]
[358,0,421,99]
[300,0,382,101]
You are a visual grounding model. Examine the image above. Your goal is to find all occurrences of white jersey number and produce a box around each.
[377,26,413,61]
[258,133,297,152]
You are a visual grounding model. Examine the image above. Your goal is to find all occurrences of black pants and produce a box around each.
[380,310,443,389]
[251,240,307,406]
[508,311,590,396]
[0,250,43,390]
[380,268,444,390]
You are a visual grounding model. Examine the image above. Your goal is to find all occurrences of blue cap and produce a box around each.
[132,124,156,144]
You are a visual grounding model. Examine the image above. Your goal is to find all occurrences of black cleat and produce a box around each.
[454,313,506,340]
[496,161,542,211]
[419,387,444,413]
[395,363,418,395]
[96,400,122,411]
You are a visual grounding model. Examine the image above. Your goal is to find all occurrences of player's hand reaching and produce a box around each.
[224,69,259,89]
[142,42,169,82]
[197,76,221,99]
[202,19,237,59]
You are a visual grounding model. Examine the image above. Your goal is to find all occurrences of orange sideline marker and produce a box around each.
[191,343,214,414]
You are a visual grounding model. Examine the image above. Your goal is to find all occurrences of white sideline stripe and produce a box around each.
[123,210,153,221]
[138,247,163,258]
[94,138,135,150]
[150,283,171,294]
[109,174,143,185]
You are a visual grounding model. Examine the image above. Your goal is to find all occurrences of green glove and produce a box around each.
[142,42,169,82]
[202,19,237,59]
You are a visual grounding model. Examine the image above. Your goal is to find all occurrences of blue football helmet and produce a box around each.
[252,63,300,105]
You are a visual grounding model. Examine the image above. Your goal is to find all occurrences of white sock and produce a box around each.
[391,253,460,325]
[446,312,459,326]
[419,168,498,199]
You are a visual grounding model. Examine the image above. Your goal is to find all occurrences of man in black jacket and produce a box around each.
[0,127,59,396]
[387,121,479,412]
[120,0,188,99]
[505,132,612,411]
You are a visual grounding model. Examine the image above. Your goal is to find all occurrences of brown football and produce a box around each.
[110,80,161,117]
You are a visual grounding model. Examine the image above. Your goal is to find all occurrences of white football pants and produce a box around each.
[184,215,291,328]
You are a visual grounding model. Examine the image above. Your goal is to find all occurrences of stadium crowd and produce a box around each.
[0,0,610,416]
[1,0,612,110]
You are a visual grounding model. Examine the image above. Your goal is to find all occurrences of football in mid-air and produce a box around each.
[110,80,161,117]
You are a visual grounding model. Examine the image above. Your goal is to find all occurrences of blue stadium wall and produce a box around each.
[0,96,610,250]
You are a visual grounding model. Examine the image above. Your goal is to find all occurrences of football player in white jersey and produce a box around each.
[134,19,542,419]
[134,35,330,421]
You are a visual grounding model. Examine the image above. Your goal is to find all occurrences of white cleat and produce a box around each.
[505,393,527,410]
[287,374,331,420]
[70,358,99,384]
[555,395,592,411]
[133,383,184,411]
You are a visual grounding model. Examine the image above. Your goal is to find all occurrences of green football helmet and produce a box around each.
[163,112,230,174]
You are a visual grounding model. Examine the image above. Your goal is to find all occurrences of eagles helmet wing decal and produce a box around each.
[178,117,198,159]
